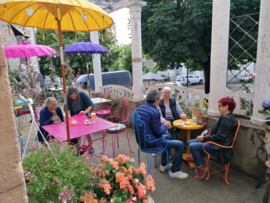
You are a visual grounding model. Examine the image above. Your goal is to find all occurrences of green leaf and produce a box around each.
[94,187,106,199]
[105,163,112,172]
[133,173,144,183]
[124,161,135,168]
[114,182,120,189]
[113,189,122,198]
[112,197,122,203]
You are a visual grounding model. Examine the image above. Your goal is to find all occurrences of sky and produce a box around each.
[109,8,131,45]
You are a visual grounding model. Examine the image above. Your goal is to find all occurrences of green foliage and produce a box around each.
[22,139,102,202]
[119,44,132,75]
[8,68,22,82]
[36,29,122,77]
[142,0,260,93]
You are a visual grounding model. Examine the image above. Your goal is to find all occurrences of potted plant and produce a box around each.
[258,101,270,125]
[80,154,155,203]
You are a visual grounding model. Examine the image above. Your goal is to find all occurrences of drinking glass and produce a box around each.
[91,112,96,123]
[182,114,187,121]
[71,119,77,126]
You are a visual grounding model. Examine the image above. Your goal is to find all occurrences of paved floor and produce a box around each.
[18,114,266,203]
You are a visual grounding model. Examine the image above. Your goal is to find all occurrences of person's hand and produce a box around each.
[79,111,86,115]
[196,135,204,142]
[162,120,166,124]
[164,121,172,129]
[52,116,60,122]
[200,130,208,136]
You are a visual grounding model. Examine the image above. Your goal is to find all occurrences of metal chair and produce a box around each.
[131,110,173,180]
[203,120,240,185]
[95,97,113,119]
[102,96,134,158]
[18,135,38,158]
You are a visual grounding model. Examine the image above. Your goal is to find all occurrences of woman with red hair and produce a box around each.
[187,97,238,180]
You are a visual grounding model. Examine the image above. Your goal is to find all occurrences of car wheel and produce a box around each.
[199,80,203,84]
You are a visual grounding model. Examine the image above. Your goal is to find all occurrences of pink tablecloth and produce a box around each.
[42,117,118,142]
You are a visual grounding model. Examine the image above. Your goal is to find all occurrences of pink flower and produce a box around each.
[82,169,85,174]
[64,186,67,189]
[54,154,58,159]
[52,182,55,185]
[60,182,62,185]
[48,139,52,143]
[45,159,49,162]
[31,174,34,177]
[30,178,34,181]
[43,165,46,168]
[43,187,46,190]
[68,173,70,176]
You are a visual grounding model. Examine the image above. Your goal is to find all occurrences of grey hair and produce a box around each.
[162,86,172,93]
[67,86,80,98]
[146,89,161,103]
[45,97,57,105]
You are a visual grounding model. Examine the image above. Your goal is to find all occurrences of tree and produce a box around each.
[119,44,132,74]
[141,0,260,93]
[36,29,121,78]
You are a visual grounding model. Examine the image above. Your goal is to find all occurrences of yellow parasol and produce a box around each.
[0,0,113,145]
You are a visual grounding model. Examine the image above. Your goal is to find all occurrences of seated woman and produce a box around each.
[157,87,185,139]
[37,97,64,143]
[67,86,94,152]
[187,97,238,180]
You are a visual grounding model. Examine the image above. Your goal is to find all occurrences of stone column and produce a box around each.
[0,25,28,203]
[90,31,103,93]
[251,0,270,126]
[127,0,147,101]
[208,0,231,116]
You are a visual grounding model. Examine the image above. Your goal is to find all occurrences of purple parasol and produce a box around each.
[64,41,109,97]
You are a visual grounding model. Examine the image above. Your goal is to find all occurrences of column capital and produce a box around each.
[126,0,147,10]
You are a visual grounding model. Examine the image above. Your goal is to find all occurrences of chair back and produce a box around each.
[117,96,129,125]
[131,110,146,151]
[231,120,240,147]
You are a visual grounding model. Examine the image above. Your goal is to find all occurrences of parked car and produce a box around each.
[74,70,132,91]
[176,75,204,85]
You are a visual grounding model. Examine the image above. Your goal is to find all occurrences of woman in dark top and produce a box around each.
[187,97,238,180]
[67,86,94,151]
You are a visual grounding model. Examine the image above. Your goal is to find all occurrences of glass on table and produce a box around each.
[182,114,187,121]
[91,112,96,123]
[71,119,77,126]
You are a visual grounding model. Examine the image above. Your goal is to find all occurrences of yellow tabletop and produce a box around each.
[173,119,205,168]
[15,106,23,110]
[173,119,205,130]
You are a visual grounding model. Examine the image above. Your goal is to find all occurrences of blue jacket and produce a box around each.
[67,91,94,117]
[37,106,64,142]
[136,102,167,148]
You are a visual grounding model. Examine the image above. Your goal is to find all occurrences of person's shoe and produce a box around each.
[159,164,172,173]
[194,166,207,180]
[169,170,189,179]
[152,154,157,157]
[169,155,172,160]
[186,157,194,162]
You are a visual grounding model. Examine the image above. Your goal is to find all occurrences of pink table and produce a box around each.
[42,115,118,157]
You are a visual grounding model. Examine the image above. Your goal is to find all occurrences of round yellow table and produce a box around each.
[173,119,205,168]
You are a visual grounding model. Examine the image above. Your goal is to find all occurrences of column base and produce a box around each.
[207,109,220,117]
[250,117,266,127]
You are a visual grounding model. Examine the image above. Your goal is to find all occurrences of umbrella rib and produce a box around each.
[68,12,77,33]
[0,2,23,21]
[83,9,102,31]
[72,8,90,32]
[23,4,43,27]
[43,11,50,30]
[9,2,38,23]
[93,11,110,28]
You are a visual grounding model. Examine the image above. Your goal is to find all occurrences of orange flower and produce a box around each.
[127,175,132,180]
[127,183,134,195]
[128,166,133,175]
[90,200,98,203]
[103,183,112,195]
[121,167,127,173]
[115,172,125,183]
[117,154,126,165]
[136,183,147,199]
[111,161,119,170]
[138,163,147,178]
[145,175,155,190]
[100,155,109,163]
[150,187,156,192]
[142,199,148,203]
[120,181,127,190]
[99,198,107,203]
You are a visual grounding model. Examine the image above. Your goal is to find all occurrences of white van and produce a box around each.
[176,75,203,85]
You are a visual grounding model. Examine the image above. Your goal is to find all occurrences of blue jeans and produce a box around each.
[161,133,184,172]
[187,139,214,168]
[168,127,178,140]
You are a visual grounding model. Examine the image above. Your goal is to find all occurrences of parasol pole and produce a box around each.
[57,20,71,145]
[86,51,91,98]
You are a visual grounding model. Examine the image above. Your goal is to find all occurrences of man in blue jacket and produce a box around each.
[37,97,67,143]
[136,89,188,179]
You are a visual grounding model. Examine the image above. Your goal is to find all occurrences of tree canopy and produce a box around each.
[141,0,260,93]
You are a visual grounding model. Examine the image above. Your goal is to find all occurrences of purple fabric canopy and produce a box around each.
[63,41,109,54]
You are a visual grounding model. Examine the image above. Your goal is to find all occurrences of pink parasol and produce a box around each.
[4,42,57,58]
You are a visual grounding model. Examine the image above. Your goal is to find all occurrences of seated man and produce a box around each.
[187,97,238,180]
[136,89,188,179]
[37,97,64,143]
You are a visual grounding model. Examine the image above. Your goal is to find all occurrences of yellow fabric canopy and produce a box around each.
[0,0,113,32]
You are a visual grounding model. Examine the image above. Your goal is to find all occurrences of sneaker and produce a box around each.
[195,166,207,180]
[159,164,172,173]
[152,154,157,157]
[169,170,189,179]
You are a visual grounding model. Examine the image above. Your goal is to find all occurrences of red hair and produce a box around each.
[218,97,236,112]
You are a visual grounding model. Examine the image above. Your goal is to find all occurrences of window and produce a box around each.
[195,76,199,78]
[189,76,193,78]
